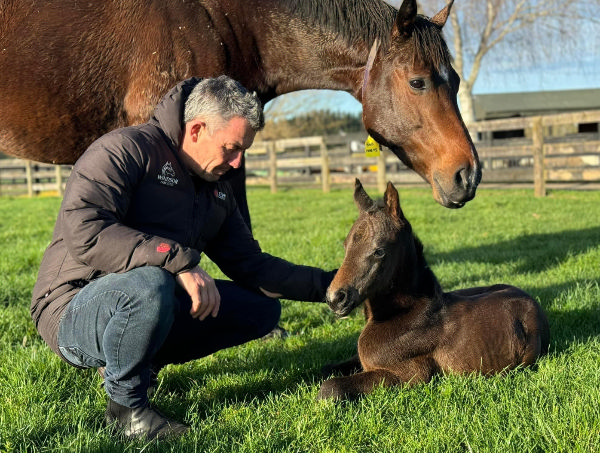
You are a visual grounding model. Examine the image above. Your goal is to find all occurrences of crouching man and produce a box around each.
[31,76,335,440]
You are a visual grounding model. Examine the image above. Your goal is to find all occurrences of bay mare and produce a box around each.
[0,0,480,223]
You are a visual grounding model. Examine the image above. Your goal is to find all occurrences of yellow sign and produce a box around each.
[365,135,380,157]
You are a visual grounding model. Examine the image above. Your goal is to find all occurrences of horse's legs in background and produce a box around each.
[223,156,252,231]
[321,354,362,377]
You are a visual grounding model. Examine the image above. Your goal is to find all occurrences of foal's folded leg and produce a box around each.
[317,369,401,400]
[317,356,436,400]
[321,354,362,377]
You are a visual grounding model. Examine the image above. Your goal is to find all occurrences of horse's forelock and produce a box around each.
[408,16,453,73]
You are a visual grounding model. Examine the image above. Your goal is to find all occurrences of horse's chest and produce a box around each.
[358,319,433,370]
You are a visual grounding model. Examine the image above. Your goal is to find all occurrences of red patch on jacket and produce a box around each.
[156,243,171,253]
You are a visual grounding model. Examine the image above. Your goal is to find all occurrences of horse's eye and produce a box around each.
[373,248,386,258]
[409,79,426,90]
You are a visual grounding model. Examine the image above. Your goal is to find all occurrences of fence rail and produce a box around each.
[1,110,599,197]
[0,159,70,197]
[244,110,600,195]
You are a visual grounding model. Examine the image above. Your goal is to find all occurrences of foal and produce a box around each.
[318,179,550,400]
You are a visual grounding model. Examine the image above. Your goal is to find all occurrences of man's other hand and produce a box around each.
[176,266,220,320]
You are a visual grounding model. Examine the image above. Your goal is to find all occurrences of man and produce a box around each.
[30,76,335,440]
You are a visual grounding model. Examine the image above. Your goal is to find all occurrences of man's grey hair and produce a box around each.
[184,75,264,133]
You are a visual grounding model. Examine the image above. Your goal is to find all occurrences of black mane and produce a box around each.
[279,0,397,46]
[279,0,452,71]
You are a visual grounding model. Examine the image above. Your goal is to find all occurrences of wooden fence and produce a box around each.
[245,110,600,195]
[0,159,71,197]
[1,110,599,197]
[468,110,600,196]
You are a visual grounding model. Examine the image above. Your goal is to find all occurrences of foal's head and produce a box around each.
[327,179,416,317]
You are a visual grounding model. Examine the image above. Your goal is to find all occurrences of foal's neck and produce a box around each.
[366,235,443,322]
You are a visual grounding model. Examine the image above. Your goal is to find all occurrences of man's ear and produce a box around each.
[188,119,206,141]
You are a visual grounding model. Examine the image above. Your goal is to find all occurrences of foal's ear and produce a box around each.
[431,0,454,28]
[384,181,404,221]
[354,178,374,212]
[393,0,418,37]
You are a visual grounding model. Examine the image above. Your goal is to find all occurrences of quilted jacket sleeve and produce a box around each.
[61,132,200,275]
[203,195,335,303]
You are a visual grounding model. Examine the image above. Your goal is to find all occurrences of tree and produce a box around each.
[414,0,599,123]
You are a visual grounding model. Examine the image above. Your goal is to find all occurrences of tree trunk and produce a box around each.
[458,86,476,125]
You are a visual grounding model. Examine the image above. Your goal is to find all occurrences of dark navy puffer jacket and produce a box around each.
[31,77,334,360]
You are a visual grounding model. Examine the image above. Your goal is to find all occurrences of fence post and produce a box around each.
[55,165,64,197]
[268,141,277,194]
[532,117,546,197]
[377,149,387,194]
[25,160,34,197]
[320,137,330,193]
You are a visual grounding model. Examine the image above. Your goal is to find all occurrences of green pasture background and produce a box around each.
[0,185,599,452]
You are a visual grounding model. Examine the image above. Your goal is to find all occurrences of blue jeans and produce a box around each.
[57,266,280,408]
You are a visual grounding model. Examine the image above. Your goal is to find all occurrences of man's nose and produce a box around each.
[229,151,243,169]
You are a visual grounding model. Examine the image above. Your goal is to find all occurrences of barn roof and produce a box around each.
[473,88,600,121]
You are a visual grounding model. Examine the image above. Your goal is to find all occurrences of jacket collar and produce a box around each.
[149,77,203,152]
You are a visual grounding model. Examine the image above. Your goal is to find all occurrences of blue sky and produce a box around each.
[282,54,600,116]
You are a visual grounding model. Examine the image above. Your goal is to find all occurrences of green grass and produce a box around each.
[0,185,599,452]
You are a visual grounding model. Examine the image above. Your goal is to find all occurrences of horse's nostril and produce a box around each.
[455,167,469,190]
[335,289,347,305]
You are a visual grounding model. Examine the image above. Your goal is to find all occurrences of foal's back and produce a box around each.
[433,284,550,375]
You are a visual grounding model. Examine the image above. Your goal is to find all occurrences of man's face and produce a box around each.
[181,116,256,182]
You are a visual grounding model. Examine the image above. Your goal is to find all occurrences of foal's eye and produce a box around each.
[409,79,426,90]
[373,248,386,259]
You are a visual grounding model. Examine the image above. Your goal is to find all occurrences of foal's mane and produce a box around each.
[278,0,453,71]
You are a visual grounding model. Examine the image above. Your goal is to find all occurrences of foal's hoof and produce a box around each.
[317,379,345,401]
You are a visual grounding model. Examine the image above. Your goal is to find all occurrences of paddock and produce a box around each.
[1,185,599,452]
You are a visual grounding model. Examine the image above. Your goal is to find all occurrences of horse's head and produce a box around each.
[361,0,480,209]
[327,179,413,317]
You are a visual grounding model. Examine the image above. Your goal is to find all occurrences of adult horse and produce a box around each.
[0,0,480,223]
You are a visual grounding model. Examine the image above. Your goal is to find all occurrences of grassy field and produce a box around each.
[0,185,599,452]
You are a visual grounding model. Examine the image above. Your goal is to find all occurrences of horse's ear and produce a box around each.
[393,0,418,37]
[384,181,404,221]
[354,178,374,212]
[431,0,454,28]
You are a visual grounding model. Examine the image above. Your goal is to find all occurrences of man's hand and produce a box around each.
[176,266,220,320]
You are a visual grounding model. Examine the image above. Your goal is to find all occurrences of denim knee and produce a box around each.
[125,266,177,326]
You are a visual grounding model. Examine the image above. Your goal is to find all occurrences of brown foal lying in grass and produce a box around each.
[318,179,550,400]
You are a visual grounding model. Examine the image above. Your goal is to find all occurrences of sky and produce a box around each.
[268,56,600,116]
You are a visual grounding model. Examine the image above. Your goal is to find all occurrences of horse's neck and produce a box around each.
[366,238,443,322]
[195,0,376,102]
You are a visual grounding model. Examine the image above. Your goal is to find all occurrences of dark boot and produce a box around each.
[105,398,189,440]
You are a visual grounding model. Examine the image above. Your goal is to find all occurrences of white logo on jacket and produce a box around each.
[158,161,179,186]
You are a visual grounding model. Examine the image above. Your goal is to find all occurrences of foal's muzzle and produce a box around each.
[326,286,360,317]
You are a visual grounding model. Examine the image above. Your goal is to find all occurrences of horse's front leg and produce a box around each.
[317,356,437,400]
[321,354,362,377]
[317,369,401,400]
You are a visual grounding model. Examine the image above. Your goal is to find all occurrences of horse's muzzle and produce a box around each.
[433,161,481,209]
[326,286,360,317]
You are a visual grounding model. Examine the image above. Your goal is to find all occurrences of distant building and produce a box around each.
[473,89,600,139]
